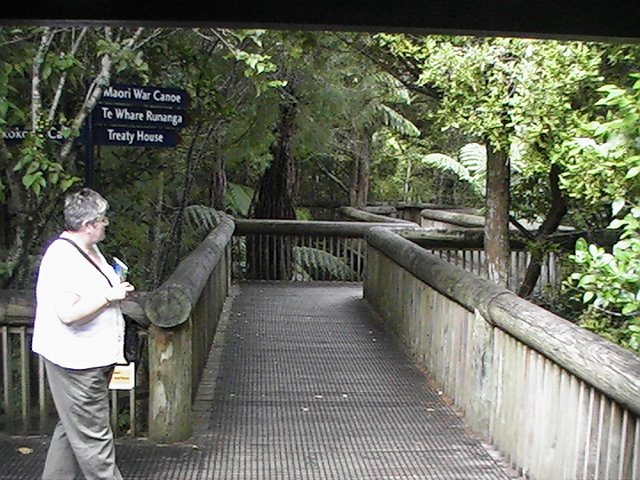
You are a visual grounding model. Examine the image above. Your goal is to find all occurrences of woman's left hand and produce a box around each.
[107,282,135,302]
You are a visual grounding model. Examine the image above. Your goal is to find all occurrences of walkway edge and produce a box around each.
[191,284,240,439]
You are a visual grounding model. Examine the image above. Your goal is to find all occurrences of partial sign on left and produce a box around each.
[2,125,66,144]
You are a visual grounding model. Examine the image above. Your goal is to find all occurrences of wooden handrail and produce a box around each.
[420,208,486,228]
[336,206,416,224]
[0,290,33,325]
[0,291,148,326]
[366,226,640,417]
[144,216,235,328]
[233,218,411,237]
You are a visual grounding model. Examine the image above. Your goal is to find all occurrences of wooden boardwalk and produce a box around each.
[1,282,517,479]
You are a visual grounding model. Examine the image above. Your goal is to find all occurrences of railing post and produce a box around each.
[148,320,193,443]
[144,216,235,443]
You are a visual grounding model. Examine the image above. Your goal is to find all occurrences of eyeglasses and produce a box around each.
[92,215,109,226]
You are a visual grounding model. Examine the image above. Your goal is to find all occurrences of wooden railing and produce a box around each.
[0,290,147,437]
[232,219,406,282]
[339,207,562,295]
[0,295,46,435]
[2,217,401,440]
[0,216,565,437]
[2,213,634,475]
[364,227,640,480]
[142,215,234,442]
[402,229,561,294]
[0,215,234,443]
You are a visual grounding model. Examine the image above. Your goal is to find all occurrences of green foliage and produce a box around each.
[96,35,150,77]
[374,103,421,138]
[295,208,313,220]
[221,29,287,96]
[568,211,640,354]
[570,234,640,314]
[285,37,424,207]
[0,27,163,287]
[1,27,637,360]
[565,73,640,354]
[561,76,640,208]
[12,120,79,196]
[420,143,487,197]
[226,183,254,217]
[371,130,482,205]
[374,34,604,217]
[578,308,639,351]
[292,246,358,281]
[184,205,226,232]
[374,34,640,353]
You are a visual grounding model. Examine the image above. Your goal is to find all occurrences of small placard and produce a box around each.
[109,363,135,390]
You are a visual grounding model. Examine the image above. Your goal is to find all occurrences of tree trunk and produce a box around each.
[517,164,568,297]
[349,155,359,206]
[249,89,299,280]
[356,132,371,207]
[149,171,165,289]
[485,142,510,288]
[349,129,371,207]
[2,184,62,288]
[209,153,227,211]
[160,123,204,281]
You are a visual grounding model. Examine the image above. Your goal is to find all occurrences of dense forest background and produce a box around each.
[1,27,638,352]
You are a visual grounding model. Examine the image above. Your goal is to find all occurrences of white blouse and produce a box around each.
[32,238,125,369]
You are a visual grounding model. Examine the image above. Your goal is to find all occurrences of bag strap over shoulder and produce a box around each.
[57,237,113,287]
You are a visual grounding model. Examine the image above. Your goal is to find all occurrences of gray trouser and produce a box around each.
[42,358,123,480]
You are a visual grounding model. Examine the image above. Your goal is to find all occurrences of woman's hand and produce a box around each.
[56,282,136,326]
[106,282,135,303]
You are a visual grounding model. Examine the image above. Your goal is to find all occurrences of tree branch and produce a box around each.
[509,214,536,240]
[314,156,350,195]
[48,27,88,123]
[32,28,55,130]
[60,27,145,165]
[517,164,569,298]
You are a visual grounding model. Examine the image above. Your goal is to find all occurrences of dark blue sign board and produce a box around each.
[94,126,179,148]
[93,105,187,129]
[101,84,189,109]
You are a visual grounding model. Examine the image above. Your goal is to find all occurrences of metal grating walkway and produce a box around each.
[0,282,516,479]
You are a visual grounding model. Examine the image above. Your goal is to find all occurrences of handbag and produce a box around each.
[58,237,143,363]
[123,314,143,363]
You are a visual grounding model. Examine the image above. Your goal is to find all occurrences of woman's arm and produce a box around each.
[54,282,135,326]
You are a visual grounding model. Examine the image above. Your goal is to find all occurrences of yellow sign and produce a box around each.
[109,363,135,390]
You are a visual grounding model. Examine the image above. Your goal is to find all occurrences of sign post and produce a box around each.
[86,112,95,188]
[3,83,189,188]
[85,83,189,187]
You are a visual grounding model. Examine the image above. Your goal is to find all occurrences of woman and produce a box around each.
[32,187,135,480]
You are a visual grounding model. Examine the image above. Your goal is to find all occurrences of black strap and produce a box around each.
[58,237,113,287]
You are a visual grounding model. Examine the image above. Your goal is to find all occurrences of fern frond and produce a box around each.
[227,183,254,217]
[420,153,473,182]
[184,205,225,231]
[376,104,420,137]
[458,143,487,175]
[421,148,485,197]
[293,247,357,281]
[458,143,487,196]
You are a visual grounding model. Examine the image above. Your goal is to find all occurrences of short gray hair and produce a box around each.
[64,188,109,231]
